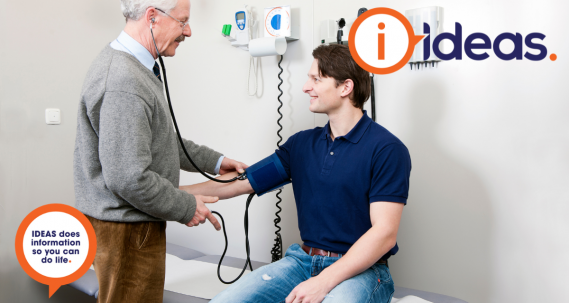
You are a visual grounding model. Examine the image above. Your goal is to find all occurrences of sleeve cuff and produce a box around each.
[369,195,407,204]
[177,192,197,224]
[214,156,225,175]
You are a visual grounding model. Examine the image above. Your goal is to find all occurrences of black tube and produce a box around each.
[150,27,244,183]
[212,193,255,284]
[150,27,253,285]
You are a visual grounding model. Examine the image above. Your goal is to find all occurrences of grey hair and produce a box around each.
[120,0,178,21]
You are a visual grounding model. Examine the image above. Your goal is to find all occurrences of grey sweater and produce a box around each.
[74,46,222,224]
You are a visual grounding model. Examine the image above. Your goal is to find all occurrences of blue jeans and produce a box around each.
[210,244,394,303]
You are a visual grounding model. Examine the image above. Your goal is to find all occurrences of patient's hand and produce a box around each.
[186,195,221,231]
[286,275,334,303]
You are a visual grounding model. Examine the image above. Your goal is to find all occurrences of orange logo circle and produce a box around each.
[15,204,97,298]
[349,7,424,75]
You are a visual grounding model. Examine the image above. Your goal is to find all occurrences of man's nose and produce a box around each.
[183,24,192,37]
[302,80,312,94]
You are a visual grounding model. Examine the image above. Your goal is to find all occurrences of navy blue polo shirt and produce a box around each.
[274,111,411,256]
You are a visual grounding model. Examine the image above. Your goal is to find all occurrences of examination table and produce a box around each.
[69,242,467,303]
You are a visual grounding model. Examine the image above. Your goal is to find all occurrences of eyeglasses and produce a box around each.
[155,8,189,29]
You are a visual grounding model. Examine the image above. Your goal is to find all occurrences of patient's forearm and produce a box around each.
[180,172,254,199]
[320,225,397,286]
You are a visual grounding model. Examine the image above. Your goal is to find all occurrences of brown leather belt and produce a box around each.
[301,244,388,264]
[302,244,341,257]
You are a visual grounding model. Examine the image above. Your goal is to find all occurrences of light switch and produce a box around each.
[45,108,61,125]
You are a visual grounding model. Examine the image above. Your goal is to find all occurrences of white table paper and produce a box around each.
[392,295,433,303]
[163,254,251,299]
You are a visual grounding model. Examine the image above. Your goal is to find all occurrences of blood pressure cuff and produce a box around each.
[246,153,291,196]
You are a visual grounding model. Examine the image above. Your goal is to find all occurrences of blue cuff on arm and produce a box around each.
[246,153,291,196]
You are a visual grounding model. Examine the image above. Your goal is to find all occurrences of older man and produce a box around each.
[73,0,245,302]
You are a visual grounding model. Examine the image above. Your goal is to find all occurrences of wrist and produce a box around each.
[315,272,340,292]
[179,185,195,195]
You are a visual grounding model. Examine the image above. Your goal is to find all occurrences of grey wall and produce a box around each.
[0,0,122,301]
[315,0,569,302]
[1,0,568,302]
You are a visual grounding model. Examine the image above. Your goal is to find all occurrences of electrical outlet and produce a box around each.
[45,108,61,125]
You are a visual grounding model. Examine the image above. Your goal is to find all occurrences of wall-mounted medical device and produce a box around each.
[222,5,297,56]
[319,7,367,45]
[405,6,444,70]
[222,5,253,51]
[263,5,298,41]
[249,36,287,57]
[264,6,289,37]
[320,18,355,45]
[249,5,298,57]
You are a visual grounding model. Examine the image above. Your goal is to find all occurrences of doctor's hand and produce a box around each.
[219,157,249,175]
[285,276,334,303]
[186,195,221,231]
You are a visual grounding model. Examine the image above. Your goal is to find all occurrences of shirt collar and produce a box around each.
[321,110,373,144]
[112,31,156,72]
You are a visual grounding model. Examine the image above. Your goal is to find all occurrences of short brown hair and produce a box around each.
[312,44,371,109]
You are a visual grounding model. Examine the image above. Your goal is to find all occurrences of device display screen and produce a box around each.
[237,12,245,20]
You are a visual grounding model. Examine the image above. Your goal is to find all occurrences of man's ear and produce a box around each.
[145,7,158,28]
[340,79,354,98]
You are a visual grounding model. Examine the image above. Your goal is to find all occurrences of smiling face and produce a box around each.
[303,59,346,114]
[154,0,191,57]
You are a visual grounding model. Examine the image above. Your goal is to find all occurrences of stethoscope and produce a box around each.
[149,17,255,284]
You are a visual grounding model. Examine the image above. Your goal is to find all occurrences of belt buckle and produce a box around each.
[327,251,331,257]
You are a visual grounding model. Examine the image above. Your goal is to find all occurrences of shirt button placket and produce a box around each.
[321,141,339,175]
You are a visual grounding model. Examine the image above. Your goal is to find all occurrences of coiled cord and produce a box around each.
[271,55,284,262]
[211,193,255,284]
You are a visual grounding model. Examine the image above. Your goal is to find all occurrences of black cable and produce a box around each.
[370,74,376,122]
[150,26,244,183]
[150,26,251,284]
[271,55,284,262]
[211,193,255,284]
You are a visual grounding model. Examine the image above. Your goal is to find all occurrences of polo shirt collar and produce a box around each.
[321,110,372,144]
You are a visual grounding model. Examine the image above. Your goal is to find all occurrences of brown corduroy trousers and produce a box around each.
[87,216,167,303]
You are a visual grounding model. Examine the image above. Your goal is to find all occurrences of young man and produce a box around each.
[183,44,411,303]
